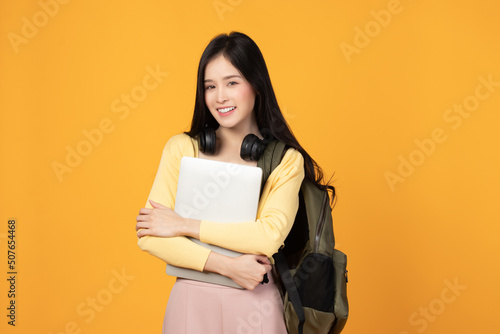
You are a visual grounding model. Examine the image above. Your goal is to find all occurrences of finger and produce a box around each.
[149,199,166,208]
[263,264,272,273]
[136,228,149,238]
[135,222,149,231]
[139,208,153,214]
[255,255,271,264]
[136,214,150,222]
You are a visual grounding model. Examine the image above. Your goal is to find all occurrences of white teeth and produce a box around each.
[217,107,236,113]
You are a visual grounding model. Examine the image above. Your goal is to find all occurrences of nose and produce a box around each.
[216,87,228,104]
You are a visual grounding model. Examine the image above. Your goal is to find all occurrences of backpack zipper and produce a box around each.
[314,189,329,253]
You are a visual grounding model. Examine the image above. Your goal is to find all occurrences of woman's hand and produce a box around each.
[227,255,272,290]
[136,200,192,238]
[205,252,272,290]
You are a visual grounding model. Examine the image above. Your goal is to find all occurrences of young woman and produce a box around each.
[136,31,330,334]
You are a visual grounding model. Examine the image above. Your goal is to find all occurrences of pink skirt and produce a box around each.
[162,273,287,334]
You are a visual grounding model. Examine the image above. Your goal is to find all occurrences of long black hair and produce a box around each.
[185,31,333,193]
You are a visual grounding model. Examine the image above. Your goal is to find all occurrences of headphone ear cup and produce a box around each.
[241,133,270,161]
[199,127,216,154]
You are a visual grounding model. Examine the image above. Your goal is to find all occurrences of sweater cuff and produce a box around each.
[199,220,210,244]
[186,245,211,272]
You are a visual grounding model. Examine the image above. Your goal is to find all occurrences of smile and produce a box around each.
[217,106,236,114]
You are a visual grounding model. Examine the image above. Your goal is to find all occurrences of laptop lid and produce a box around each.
[166,156,263,288]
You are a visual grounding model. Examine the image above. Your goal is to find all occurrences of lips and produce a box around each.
[217,106,236,116]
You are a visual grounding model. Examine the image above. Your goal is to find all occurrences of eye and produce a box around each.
[228,81,238,86]
[205,85,215,90]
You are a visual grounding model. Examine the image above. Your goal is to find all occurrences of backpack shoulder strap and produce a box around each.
[257,139,287,194]
[258,140,306,334]
[274,250,306,334]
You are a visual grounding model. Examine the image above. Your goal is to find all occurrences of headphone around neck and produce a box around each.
[198,127,274,161]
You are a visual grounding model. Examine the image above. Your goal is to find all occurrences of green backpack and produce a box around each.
[257,140,349,334]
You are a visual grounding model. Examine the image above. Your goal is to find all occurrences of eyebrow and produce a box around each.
[204,75,242,83]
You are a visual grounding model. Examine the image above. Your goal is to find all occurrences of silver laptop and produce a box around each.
[166,156,263,288]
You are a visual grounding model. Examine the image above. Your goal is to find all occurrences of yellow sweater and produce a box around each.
[137,133,305,272]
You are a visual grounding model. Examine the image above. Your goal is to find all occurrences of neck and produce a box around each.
[215,123,262,154]
[218,127,260,141]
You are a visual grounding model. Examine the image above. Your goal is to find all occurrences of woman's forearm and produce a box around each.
[182,218,201,240]
[203,251,232,276]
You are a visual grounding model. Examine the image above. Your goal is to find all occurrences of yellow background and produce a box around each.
[1,0,499,333]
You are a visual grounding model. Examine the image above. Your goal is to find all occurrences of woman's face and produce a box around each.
[204,54,257,132]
